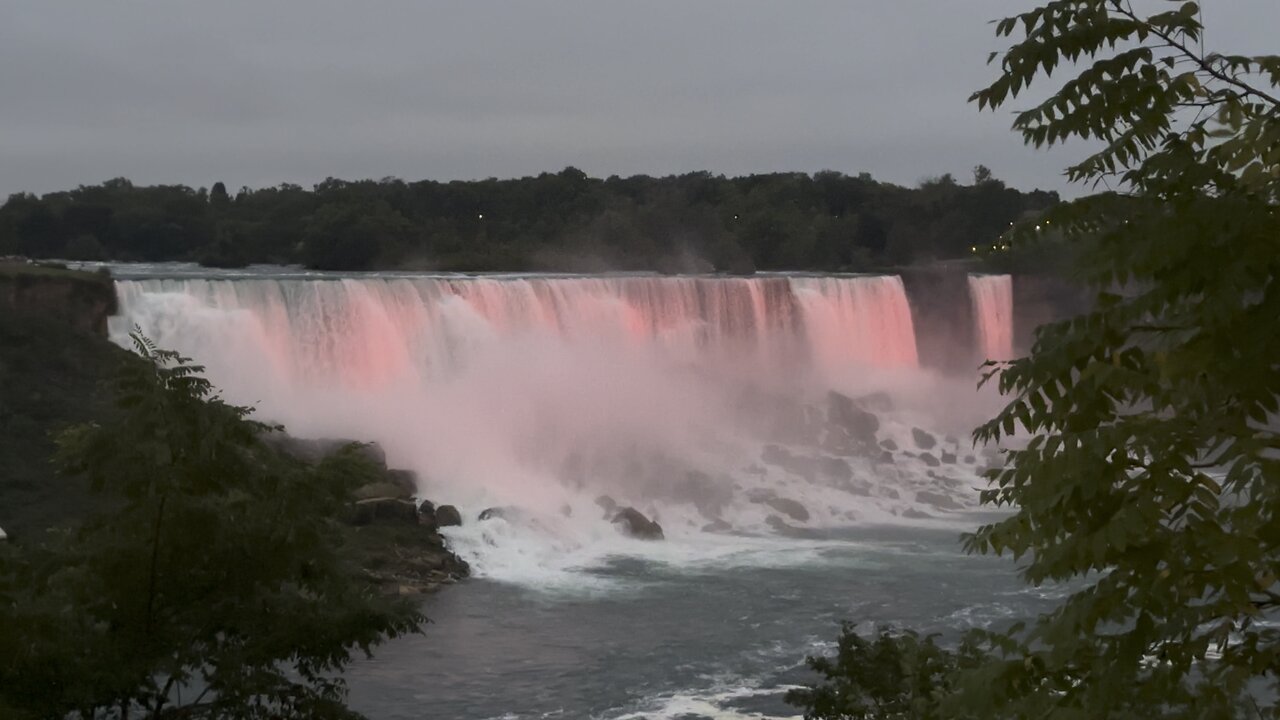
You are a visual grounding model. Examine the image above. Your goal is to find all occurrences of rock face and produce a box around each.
[434,504,463,527]
[0,263,117,336]
[612,507,664,540]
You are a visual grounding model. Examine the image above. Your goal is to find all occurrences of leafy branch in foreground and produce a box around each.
[0,334,422,719]
[794,2,1278,718]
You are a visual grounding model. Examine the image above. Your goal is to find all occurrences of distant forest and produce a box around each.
[0,167,1058,273]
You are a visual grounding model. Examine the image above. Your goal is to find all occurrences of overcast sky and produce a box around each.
[2,1,1276,199]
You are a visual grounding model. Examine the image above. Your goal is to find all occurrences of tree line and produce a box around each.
[0,168,1057,272]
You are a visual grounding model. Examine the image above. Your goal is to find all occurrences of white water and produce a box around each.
[111,271,1005,587]
[968,274,1014,362]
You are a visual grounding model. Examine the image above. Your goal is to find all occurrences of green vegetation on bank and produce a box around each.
[0,331,424,719]
[790,1,1280,717]
[0,168,1057,273]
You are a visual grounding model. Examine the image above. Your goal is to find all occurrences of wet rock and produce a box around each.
[613,507,664,540]
[673,470,733,519]
[855,392,894,413]
[701,519,733,533]
[0,526,7,541]
[478,506,512,522]
[347,497,418,526]
[762,496,809,522]
[827,391,880,446]
[911,427,937,450]
[915,491,962,511]
[435,504,463,527]
[416,500,437,528]
[595,495,618,518]
[963,455,976,465]
[353,481,413,501]
[876,451,895,465]
[821,456,853,482]
[880,438,898,452]
[766,515,822,539]
[919,452,941,468]
[944,435,959,445]
[902,508,933,519]
[761,444,789,466]
[940,451,957,464]
[761,445,819,480]
[385,469,418,494]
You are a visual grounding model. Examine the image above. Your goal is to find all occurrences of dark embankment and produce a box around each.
[0,264,467,592]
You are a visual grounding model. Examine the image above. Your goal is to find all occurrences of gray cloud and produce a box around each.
[2,1,1275,198]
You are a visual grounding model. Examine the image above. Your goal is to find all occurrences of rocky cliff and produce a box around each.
[0,261,117,336]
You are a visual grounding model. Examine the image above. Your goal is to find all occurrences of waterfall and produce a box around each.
[107,269,1003,574]
[113,275,918,393]
[968,274,1014,361]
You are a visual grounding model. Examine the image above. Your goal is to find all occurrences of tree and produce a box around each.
[793,2,1279,717]
[0,335,422,719]
[210,181,230,209]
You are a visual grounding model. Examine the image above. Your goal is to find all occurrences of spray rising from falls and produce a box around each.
[968,274,1014,362]
[114,272,998,582]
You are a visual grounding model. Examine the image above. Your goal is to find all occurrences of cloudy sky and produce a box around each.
[2,1,1275,199]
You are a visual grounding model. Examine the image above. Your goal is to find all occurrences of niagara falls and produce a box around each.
[3,1,1276,718]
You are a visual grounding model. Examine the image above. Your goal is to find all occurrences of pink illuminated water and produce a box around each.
[968,274,1014,361]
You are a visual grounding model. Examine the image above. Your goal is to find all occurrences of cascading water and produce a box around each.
[968,274,1014,362]
[112,269,988,586]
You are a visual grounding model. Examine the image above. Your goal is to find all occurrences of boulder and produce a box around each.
[940,451,957,464]
[701,519,733,533]
[915,491,962,511]
[672,470,733,519]
[766,515,822,539]
[762,496,810,522]
[854,391,894,413]
[353,481,413,501]
[827,391,880,446]
[963,455,976,465]
[612,507,664,540]
[595,495,618,518]
[876,451,895,465]
[435,504,463,528]
[820,456,853,482]
[911,427,937,450]
[902,508,933,519]
[385,469,418,494]
[919,452,941,468]
[416,500,437,528]
[478,507,508,521]
[347,497,418,526]
[880,438,898,451]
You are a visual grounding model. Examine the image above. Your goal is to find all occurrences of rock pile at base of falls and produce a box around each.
[264,431,470,595]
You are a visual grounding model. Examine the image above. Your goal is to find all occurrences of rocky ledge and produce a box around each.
[267,435,471,596]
